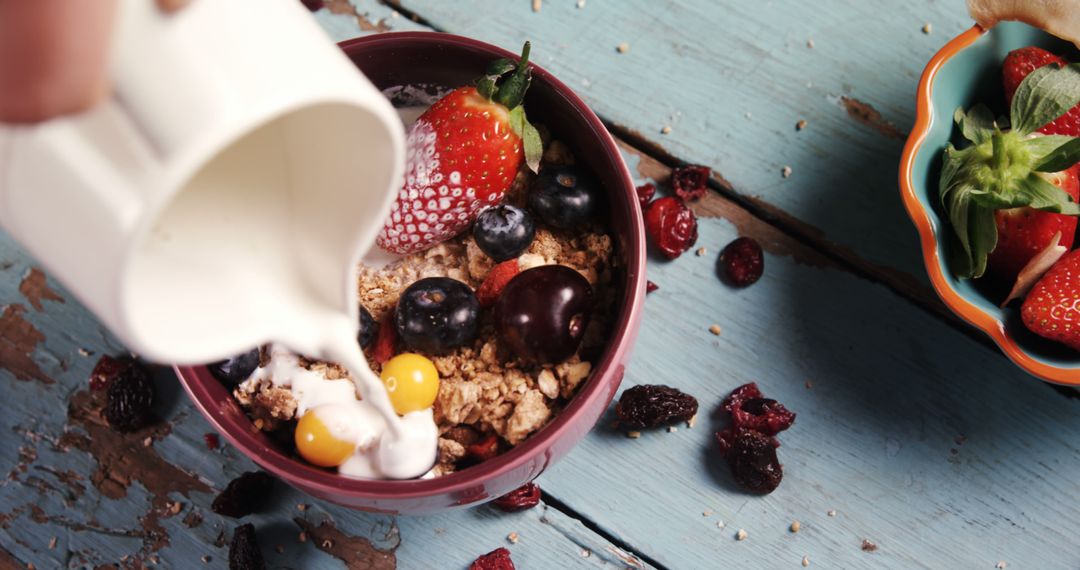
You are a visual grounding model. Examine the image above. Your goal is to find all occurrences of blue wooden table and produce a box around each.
[3,1,1079,568]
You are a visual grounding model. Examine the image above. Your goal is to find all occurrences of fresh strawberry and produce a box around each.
[1003,47,1080,136]
[476,259,520,308]
[988,166,1080,281]
[1022,249,1080,351]
[940,62,1080,282]
[378,43,543,255]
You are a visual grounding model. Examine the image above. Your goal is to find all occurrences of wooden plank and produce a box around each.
[533,142,1080,569]
[393,0,973,301]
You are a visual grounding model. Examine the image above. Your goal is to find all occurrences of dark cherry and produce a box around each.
[357,305,377,349]
[494,265,593,364]
[208,348,260,387]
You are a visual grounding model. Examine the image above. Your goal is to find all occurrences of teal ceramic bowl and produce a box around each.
[899,22,1080,386]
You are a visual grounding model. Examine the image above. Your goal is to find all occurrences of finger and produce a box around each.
[0,0,117,123]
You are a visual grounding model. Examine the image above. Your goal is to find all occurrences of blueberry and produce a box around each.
[208,348,260,386]
[473,204,536,262]
[358,305,376,349]
[395,277,479,354]
[528,165,598,230]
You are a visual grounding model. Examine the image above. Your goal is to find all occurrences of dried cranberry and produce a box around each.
[716,428,783,494]
[493,483,541,512]
[719,237,764,287]
[646,280,659,294]
[90,354,133,391]
[212,471,275,518]
[470,548,516,570]
[466,434,501,462]
[229,523,266,570]
[645,197,698,259]
[672,165,711,201]
[104,362,155,432]
[204,433,221,450]
[721,382,794,436]
[635,183,657,209]
[370,307,398,365]
[616,384,698,429]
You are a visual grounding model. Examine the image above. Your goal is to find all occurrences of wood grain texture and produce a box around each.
[395,0,973,301]
[2,1,1078,569]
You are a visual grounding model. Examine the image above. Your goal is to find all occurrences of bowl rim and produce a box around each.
[898,23,1080,386]
[174,31,647,500]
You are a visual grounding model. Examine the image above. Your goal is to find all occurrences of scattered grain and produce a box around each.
[807,39,815,48]
[626,430,641,439]
[507,532,519,544]
[297,503,309,512]
[687,414,698,428]
[581,549,592,558]
[736,529,748,541]
[790,520,801,533]
[390,10,400,18]
[298,531,308,543]
[745,112,753,119]
[201,555,211,564]
[577,0,586,7]
[322,539,333,549]
[661,125,672,135]
[827,510,837,517]
[802,555,811,567]
[702,510,713,517]
[782,166,793,178]
[922,22,932,34]
[796,119,808,131]
[77,348,91,357]
[532,0,541,12]
[717,520,726,529]
[995,562,1007,569]
[696,247,707,257]
[667,426,678,433]
[48,537,57,550]
[709,324,722,336]
[861,539,878,552]
[616,42,630,54]
[142,436,153,447]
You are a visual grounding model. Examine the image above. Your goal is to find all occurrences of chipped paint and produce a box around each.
[58,389,211,558]
[835,95,906,140]
[294,517,398,569]
[18,267,64,313]
[0,304,53,384]
[325,0,390,32]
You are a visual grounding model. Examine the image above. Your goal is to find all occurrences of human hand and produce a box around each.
[0,0,190,124]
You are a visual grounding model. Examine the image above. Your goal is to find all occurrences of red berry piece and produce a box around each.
[204,433,221,450]
[645,197,698,259]
[229,523,267,570]
[477,260,521,309]
[615,384,699,429]
[719,237,764,287]
[493,483,541,512]
[672,165,711,201]
[635,183,656,209]
[646,280,659,294]
[715,428,783,494]
[470,548,516,570]
[370,307,398,365]
[212,471,275,518]
[90,354,133,391]
[720,382,794,435]
[466,434,501,462]
[104,362,155,432]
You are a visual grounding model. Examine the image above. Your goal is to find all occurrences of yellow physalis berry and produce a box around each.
[380,353,439,415]
[295,409,355,468]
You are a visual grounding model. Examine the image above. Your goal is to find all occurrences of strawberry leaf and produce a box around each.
[1014,173,1080,214]
[1010,63,1080,135]
[509,106,543,174]
[955,104,996,144]
[1033,137,1080,172]
[944,182,997,279]
[1024,134,1073,159]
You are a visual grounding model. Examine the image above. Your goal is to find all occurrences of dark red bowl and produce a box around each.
[175,32,645,515]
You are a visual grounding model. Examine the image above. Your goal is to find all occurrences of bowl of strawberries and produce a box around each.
[900,19,1080,385]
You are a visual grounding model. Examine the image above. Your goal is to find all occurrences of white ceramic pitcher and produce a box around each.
[0,0,404,364]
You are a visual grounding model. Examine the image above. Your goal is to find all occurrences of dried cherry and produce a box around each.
[204,433,221,450]
[212,471,275,518]
[493,483,541,512]
[103,361,155,432]
[635,183,657,208]
[719,237,764,287]
[90,354,134,391]
[644,197,698,259]
[716,428,783,494]
[646,280,659,294]
[229,523,266,570]
[721,382,795,435]
[470,547,516,570]
[672,165,711,201]
[615,384,698,429]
